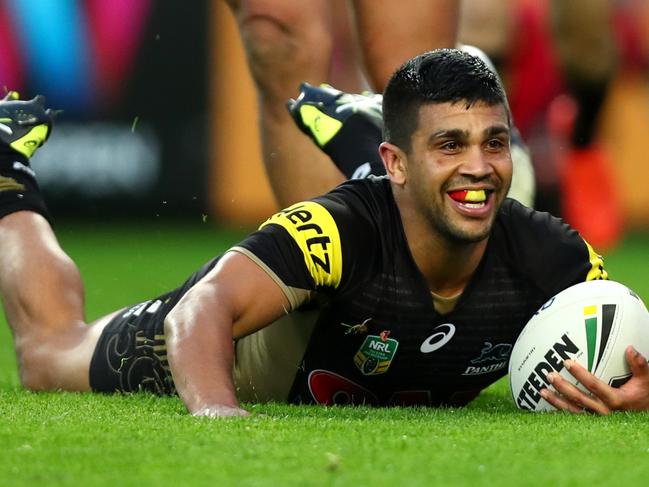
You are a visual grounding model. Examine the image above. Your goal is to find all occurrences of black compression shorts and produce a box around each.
[89,257,220,394]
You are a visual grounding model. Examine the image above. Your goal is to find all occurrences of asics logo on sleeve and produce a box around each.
[420,323,456,353]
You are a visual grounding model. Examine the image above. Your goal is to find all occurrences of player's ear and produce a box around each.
[380,142,407,185]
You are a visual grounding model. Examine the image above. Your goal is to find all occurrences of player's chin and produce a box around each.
[453,222,493,243]
[443,216,494,244]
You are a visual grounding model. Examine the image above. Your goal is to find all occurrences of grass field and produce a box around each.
[1,220,649,486]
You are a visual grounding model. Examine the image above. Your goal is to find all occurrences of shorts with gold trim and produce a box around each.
[88,257,219,394]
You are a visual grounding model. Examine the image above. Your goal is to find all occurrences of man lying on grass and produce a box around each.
[0,49,647,416]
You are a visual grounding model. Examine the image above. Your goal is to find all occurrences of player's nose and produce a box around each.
[459,146,493,178]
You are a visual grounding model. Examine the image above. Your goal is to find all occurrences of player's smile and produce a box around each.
[446,188,495,217]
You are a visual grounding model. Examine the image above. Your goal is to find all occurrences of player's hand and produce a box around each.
[287,82,383,152]
[192,404,251,418]
[540,346,649,414]
[0,91,56,160]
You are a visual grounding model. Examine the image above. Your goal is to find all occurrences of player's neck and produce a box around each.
[416,236,487,298]
[398,203,488,298]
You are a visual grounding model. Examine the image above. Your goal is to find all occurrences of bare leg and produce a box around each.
[225,0,458,204]
[0,211,110,391]
[351,0,460,91]
[225,0,345,207]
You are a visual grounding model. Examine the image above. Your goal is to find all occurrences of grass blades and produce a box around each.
[1,388,649,486]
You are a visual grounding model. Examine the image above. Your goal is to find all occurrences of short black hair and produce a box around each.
[383,48,510,152]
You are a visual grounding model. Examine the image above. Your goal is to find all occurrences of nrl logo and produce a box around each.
[353,331,399,376]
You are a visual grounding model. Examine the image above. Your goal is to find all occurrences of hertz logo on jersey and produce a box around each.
[261,201,343,288]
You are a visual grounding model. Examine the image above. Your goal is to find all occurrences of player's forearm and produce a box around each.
[165,251,293,416]
[164,283,244,416]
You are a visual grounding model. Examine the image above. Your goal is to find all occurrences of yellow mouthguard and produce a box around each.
[465,190,487,202]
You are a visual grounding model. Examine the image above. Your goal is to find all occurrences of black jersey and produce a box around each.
[232,176,606,407]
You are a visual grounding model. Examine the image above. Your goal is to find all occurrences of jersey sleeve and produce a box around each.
[229,188,378,311]
[498,199,607,297]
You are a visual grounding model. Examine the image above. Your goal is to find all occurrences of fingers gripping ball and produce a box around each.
[509,280,649,412]
[0,91,56,160]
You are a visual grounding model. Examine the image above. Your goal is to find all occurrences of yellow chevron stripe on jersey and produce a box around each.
[261,201,343,288]
[584,240,608,281]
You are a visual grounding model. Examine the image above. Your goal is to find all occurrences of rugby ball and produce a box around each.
[509,280,649,412]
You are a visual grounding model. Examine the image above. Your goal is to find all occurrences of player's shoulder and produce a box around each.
[495,198,585,258]
[496,198,577,242]
[314,176,392,213]
[252,176,394,291]
[302,176,395,233]
[263,176,391,230]
[493,199,606,293]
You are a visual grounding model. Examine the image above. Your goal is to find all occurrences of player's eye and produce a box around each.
[485,138,506,151]
[440,141,461,152]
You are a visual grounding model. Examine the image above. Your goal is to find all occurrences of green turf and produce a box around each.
[1,222,648,486]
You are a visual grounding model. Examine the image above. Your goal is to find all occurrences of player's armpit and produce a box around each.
[164,252,291,417]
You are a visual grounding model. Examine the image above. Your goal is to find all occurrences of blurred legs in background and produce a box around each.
[223,0,459,206]
[550,0,623,251]
[224,0,344,207]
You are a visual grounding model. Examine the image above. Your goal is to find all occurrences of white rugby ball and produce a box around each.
[509,280,649,412]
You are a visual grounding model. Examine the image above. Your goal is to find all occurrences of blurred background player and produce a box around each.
[223,0,641,251]
[459,0,649,249]
[1,1,646,246]
[223,0,460,206]
[462,0,627,249]
[224,0,535,208]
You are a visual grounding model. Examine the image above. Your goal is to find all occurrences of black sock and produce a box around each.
[325,116,386,179]
[565,77,611,148]
[0,149,50,221]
